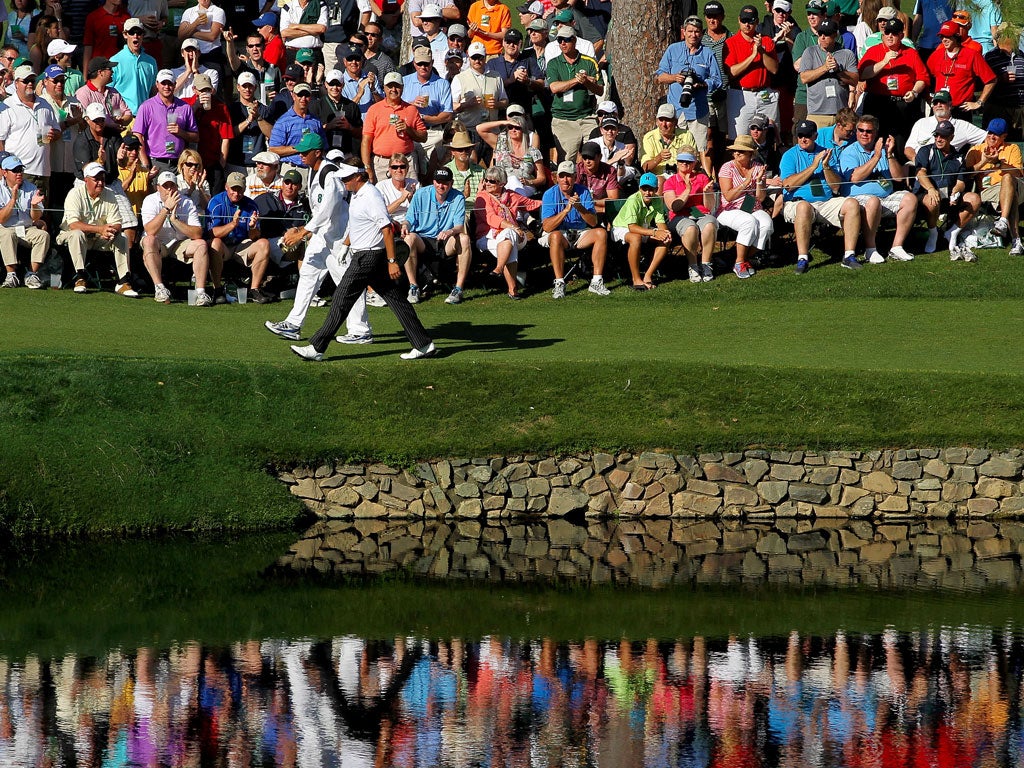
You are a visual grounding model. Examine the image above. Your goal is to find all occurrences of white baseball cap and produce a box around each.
[157,69,176,83]
[180,37,200,50]
[84,102,107,121]
[237,71,257,87]
[47,39,77,57]
[83,162,106,178]
[157,170,178,186]
[467,41,487,57]
[324,68,344,85]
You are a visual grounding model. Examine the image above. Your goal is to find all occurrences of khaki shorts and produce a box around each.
[222,238,263,267]
[161,238,205,263]
[980,176,1024,206]
[783,197,848,228]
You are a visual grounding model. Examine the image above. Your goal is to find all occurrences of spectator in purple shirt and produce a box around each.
[133,68,199,173]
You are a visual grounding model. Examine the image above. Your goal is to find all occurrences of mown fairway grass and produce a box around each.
[2,243,1023,535]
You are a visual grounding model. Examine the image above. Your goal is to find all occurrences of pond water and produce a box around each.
[2,521,1023,768]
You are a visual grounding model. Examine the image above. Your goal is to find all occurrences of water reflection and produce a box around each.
[4,628,1024,767]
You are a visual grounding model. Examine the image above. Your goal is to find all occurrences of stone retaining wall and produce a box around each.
[279,448,1024,520]
[277,517,1024,589]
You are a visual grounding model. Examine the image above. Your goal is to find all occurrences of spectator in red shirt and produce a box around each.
[574,141,619,214]
[253,11,285,69]
[83,0,130,77]
[858,18,928,150]
[723,4,779,139]
[927,21,996,120]
[184,73,235,194]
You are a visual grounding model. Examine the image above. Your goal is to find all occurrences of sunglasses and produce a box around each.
[282,179,300,185]
[247,43,263,48]
[183,161,200,167]
[856,127,875,133]
[390,164,407,169]
[415,61,433,66]
[365,31,380,36]
[796,132,815,139]
[125,30,143,35]
[739,16,757,23]
[345,56,362,61]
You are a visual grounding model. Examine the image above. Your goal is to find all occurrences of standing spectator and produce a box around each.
[540,159,610,298]
[75,57,134,130]
[47,39,83,93]
[57,162,135,296]
[40,64,79,212]
[228,72,274,170]
[6,0,40,60]
[982,26,1024,139]
[409,0,459,30]
[402,166,471,305]
[83,0,130,75]
[912,0,953,62]
[403,47,453,162]
[173,38,221,98]
[545,28,601,161]
[611,172,672,290]
[133,69,199,172]
[312,69,363,156]
[799,18,858,128]
[702,1,731,153]
[206,171,265,303]
[486,28,543,117]
[0,65,60,195]
[758,0,799,142]
[268,64,304,121]
[184,72,234,193]
[28,13,61,73]
[127,0,167,65]
[280,0,326,60]
[418,4,449,71]
[267,81,326,184]
[949,9,982,52]
[792,0,830,130]
[359,22,397,80]
[0,154,48,290]
[466,0,511,57]
[320,0,355,75]
[452,41,507,136]
[656,14,723,153]
[838,114,917,263]
[73,102,123,179]
[361,71,427,183]
[177,0,227,73]
[723,4,779,139]
[717,134,773,278]
[926,20,996,120]
[226,30,282,105]
[253,11,285,69]
[965,0,1000,53]
[111,17,158,115]
[858,19,928,150]
[341,44,383,116]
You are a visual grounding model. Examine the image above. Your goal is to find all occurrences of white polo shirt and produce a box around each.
[0,96,60,177]
[347,181,391,249]
[141,191,201,246]
[280,0,327,50]
[179,3,227,55]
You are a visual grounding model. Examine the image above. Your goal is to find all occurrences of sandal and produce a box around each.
[630,284,649,292]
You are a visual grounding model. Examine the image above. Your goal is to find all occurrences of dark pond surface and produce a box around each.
[2,520,1024,767]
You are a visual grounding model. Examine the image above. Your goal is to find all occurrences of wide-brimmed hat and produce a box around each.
[448,131,475,149]
[727,134,758,152]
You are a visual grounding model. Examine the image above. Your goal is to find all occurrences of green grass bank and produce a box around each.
[2,251,1023,535]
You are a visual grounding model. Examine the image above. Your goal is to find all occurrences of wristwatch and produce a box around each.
[387,257,397,263]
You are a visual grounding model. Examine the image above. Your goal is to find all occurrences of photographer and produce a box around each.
[656,15,723,153]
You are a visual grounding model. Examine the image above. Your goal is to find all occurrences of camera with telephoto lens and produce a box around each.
[678,69,700,108]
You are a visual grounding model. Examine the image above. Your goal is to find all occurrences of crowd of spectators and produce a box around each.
[0,0,1022,304]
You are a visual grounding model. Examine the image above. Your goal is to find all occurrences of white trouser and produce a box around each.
[717,208,773,250]
[284,235,371,335]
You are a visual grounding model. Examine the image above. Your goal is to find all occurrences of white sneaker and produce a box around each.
[687,265,701,283]
[407,284,419,304]
[24,272,43,289]
[588,278,611,296]
[962,246,978,263]
[949,246,963,262]
[867,250,885,264]
[194,290,213,307]
[700,263,714,282]
[290,344,323,362]
[888,245,914,262]
[336,332,373,344]
[310,296,328,307]
[154,285,172,303]
[400,341,437,360]
[2,272,20,287]
[1011,239,1024,256]
[551,280,565,299]
[365,291,386,307]
[924,228,938,254]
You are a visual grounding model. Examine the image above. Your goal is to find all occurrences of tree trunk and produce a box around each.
[606,0,688,130]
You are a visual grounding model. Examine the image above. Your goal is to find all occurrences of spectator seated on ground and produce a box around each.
[402,166,472,305]
[140,170,212,305]
[611,172,673,291]
[56,162,137,297]
[540,159,609,298]
[913,119,980,260]
[473,166,541,300]
[662,148,718,283]
[780,120,863,274]
[963,117,1024,255]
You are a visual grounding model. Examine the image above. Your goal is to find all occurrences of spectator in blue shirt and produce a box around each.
[403,49,453,160]
[780,119,862,273]
[267,82,327,171]
[206,171,271,303]
[655,14,723,153]
[340,44,383,115]
[540,159,609,298]
[401,166,472,305]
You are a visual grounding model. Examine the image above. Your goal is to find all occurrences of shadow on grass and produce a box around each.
[323,321,562,360]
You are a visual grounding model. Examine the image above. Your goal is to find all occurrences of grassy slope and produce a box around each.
[2,245,1024,534]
